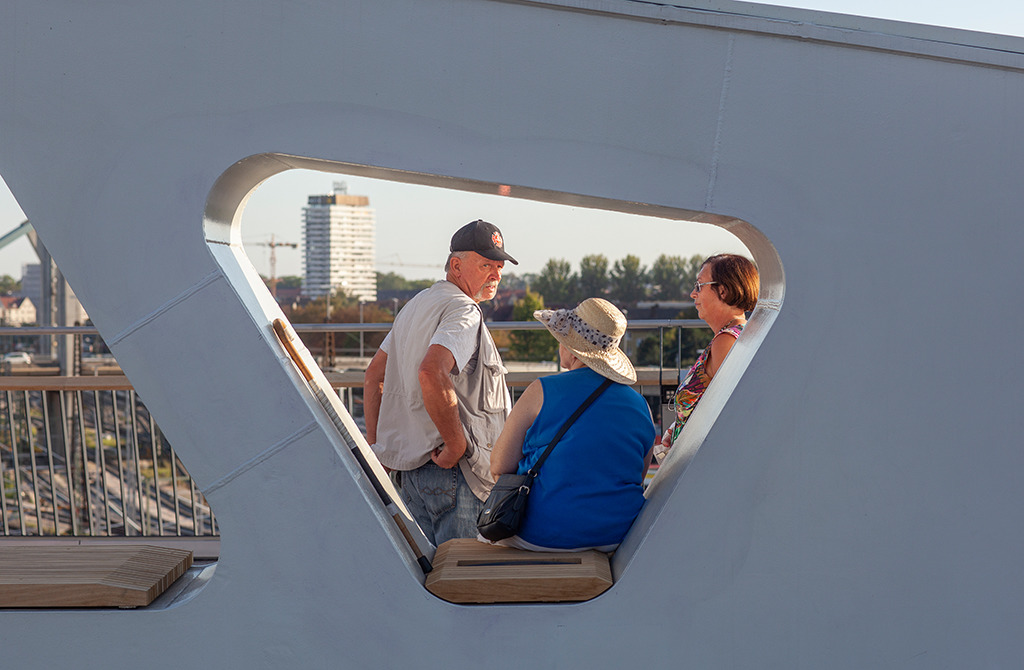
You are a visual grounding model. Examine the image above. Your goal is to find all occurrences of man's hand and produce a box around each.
[431,443,465,469]
[652,422,674,463]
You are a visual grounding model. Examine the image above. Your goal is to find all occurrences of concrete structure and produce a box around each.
[302,182,377,301]
[2,1,1023,668]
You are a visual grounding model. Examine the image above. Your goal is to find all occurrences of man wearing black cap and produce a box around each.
[364,220,518,545]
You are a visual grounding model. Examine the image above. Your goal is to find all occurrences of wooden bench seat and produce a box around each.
[0,544,193,608]
[425,538,612,604]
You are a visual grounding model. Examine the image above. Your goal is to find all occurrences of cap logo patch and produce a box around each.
[492,231,503,248]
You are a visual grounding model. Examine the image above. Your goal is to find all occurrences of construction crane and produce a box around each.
[377,254,443,270]
[250,234,298,298]
[0,219,33,251]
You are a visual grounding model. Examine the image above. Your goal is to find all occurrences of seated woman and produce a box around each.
[657,253,759,457]
[488,298,656,552]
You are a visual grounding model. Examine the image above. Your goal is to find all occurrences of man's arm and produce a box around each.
[418,343,467,469]
[363,349,387,446]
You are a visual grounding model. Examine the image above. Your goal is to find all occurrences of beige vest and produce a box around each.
[454,319,510,500]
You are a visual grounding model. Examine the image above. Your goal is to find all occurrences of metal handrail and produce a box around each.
[2,320,705,545]
[0,319,703,336]
[289,318,703,332]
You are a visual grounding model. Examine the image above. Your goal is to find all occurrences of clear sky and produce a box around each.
[237,171,749,280]
[2,1,1023,281]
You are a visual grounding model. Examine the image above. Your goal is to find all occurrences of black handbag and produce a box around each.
[477,378,612,541]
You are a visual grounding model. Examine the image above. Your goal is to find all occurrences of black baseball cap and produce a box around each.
[450,220,518,265]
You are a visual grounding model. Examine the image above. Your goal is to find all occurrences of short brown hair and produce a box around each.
[704,254,759,312]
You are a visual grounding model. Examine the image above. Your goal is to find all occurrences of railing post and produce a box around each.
[63,389,91,535]
[40,392,60,534]
[165,434,183,536]
[90,390,113,534]
[24,391,44,534]
[109,390,129,535]
[128,391,146,536]
[7,392,29,534]
[73,390,95,535]
[148,406,165,535]
[43,389,76,535]
[0,392,13,534]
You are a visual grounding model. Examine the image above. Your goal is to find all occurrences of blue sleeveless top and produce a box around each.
[516,367,656,549]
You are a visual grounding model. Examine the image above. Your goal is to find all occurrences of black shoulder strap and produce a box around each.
[527,377,613,477]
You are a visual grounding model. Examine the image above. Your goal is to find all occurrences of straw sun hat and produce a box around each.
[534,298,636,385]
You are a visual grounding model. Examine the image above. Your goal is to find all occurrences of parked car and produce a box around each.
[2,352,32,364]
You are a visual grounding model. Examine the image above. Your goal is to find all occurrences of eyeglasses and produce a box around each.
[692,281,719,293]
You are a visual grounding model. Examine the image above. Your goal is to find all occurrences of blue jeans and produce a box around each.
[399,460,483,546]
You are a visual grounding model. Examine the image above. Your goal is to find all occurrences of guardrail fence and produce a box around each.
[1,318,701,540]
[0,388,217,538]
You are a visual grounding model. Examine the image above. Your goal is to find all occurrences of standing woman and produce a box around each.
[658,254,759,454]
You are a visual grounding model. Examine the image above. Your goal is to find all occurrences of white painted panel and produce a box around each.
[1,1,1022,668]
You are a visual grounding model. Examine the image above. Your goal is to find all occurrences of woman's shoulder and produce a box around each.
[708,323,744,354]
[717,322,745,338]
[541,366,596,389]
[707,322,743,353]
[609,381,654,412]
[539,368,619,410]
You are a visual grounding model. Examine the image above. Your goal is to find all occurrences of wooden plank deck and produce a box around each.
[425,538,612,604]
[0,544,193,608]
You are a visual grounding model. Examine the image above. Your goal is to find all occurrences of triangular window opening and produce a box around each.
[210,154,782,605]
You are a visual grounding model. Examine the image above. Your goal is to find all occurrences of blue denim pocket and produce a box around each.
[416,462,457,517]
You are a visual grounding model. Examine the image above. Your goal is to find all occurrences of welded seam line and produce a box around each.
[205,421,320,494]
[107,271,223,346]
[705,34,735,212]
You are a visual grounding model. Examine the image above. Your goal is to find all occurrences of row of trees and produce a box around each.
[274,253,705,309]
[376,272,433,293]
[506,290,557,362]
[529,253,706,307]
[271,272,432,294]
[503,286,713,367]
[267,254,715,366]
[0,275,21,293]
[506,253,720,367]
[282,292,394,355]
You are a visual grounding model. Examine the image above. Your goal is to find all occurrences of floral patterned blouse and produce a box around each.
[670,322,745,443]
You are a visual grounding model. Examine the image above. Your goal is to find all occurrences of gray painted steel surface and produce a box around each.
[2,0,1022,667]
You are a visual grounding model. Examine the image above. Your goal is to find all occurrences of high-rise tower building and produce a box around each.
[301,182,377,301]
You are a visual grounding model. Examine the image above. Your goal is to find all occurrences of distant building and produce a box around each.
[0,295,36,325]
[273,285,303,309]
[20,263,89,324]
[302,182,377,301]
[19,263,42,307]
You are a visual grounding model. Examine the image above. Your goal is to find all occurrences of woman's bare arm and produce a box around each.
[705,331,739,379]
[490,379,544,479]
